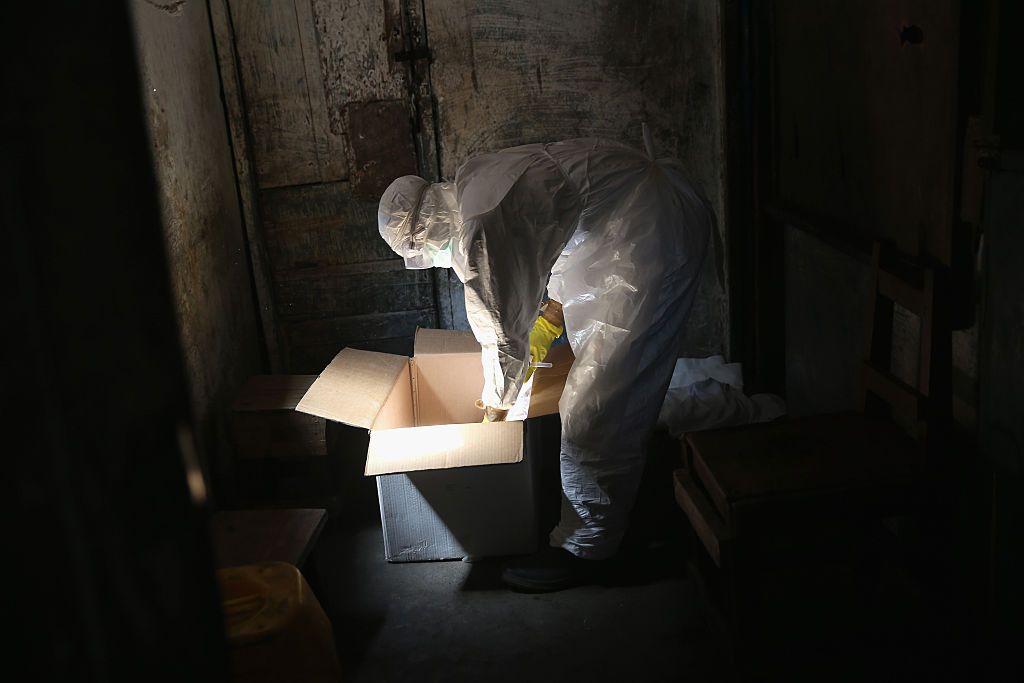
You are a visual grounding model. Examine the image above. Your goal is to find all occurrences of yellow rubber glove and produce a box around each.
[477,300,564,422]
[525,300,564,383]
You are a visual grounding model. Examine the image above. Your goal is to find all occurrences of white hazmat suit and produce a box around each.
[379,138,713,559]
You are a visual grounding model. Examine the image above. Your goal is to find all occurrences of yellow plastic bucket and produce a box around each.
[217,562,341,682]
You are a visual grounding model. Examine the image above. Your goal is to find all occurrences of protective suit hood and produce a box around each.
[378,175,460,269]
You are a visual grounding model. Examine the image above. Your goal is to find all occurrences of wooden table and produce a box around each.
[210,508,327,570]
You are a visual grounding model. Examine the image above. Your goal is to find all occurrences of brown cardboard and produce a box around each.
[295,328,568,476]
[412,328,484,426]
[413,327,482,355]
[371,362,415,430]
[295,327,571,561]
[295,349,407,429]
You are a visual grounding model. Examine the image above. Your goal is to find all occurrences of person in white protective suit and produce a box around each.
[378,136,713,591]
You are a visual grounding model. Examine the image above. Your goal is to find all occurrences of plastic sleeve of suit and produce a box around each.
[543,141,715,451]
[452,147,582,409]
[525,314,564,383]
[536,140,714,558]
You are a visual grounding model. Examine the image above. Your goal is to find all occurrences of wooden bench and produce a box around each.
[231,375,326,460]
[231,375,341,510]
[210,508,327,570]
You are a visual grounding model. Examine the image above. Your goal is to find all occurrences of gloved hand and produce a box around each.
[475,300,564,422]
[475,399,509,423]
[525,299,564,383]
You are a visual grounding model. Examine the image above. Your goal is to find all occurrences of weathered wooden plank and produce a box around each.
[403,0,457,327]
[232,409,327,459]
[345,100,419,199]
[309,0,407,136]
[227,0,346,188]
[219,0,449,374]
[773,0,959,264]
[292,0,344,179]
[423,1,723,198]
[289,336,417,375]
[310,2,423,198]
[209,0,284,371]
[286,309,436,348]
[275,268,434,319]
[232,374,318,412]
[271,259,409,283]
[402,0,441,180]
[259,180,439,373]
[414,90,441,182]
[674,469,731,568]
[259,181,398,271]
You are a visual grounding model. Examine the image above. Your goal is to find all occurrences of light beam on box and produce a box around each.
[367,424,466,469]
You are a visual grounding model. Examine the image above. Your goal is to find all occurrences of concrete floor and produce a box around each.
[301,428,968,682]
[314,521,723,682]
[308,428,731,682]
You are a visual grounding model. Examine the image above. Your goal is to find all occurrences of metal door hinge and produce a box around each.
[394,46,432,63]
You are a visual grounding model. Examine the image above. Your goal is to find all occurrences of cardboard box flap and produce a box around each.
[365,422,523,476]
[414,327,481,355]
[232,375,317,412]
[295,348,408,429]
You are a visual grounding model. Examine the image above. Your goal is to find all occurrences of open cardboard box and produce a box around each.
[295,328,572,561]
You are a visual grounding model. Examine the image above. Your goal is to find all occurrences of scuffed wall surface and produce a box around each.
[424,0,729,356]
[131,0,262,500]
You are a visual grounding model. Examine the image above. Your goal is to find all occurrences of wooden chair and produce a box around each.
[675,240,951,651]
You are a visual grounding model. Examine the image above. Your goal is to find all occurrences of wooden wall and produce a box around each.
[217,0,730,372]
[425,0,729,356]
[131,0,264,500]
[773,0,960,265]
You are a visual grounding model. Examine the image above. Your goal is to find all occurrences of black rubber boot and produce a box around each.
[501,546,602,592]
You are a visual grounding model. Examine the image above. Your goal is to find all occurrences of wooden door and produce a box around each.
[214,0,454,373]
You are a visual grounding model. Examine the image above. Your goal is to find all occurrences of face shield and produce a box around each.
[378,175,459,270]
